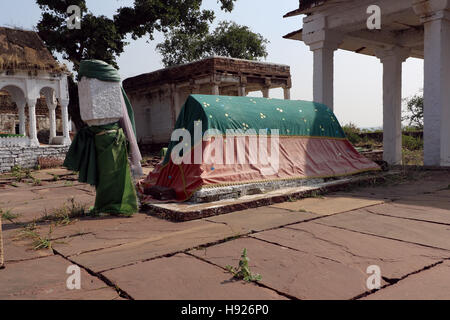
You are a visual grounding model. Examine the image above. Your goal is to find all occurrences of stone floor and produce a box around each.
[0,168,449,300]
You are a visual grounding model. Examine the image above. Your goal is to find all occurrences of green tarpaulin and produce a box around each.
[164,94,346,165]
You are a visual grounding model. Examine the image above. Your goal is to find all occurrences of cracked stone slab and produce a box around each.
[251,223,448,281]
[102,253,286,300]
[0,255,119,300]
[51,217,212,257]
[363,261,450,300]
[189,237,372,300]
[364,202,450,225]
[69,221,236,273]
[205,207,317,234]
[270,196,385,215]
[2,227,53,263]
[316,210,450,251]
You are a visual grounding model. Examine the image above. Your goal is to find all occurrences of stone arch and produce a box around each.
[0,84,27,135]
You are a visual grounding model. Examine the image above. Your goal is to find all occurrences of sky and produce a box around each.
[0,0,424,128]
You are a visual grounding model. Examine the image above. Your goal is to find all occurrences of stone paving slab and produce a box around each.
[102,253,286,300]
[51,216,209,257]
[0,255,119,300]
[69,221,235,273]
[316,210,450,251]
[364,202,450,225]
[189,237,371,300]
[270,196,385,215]
[363,261,450,300]
[0,194,94,224]
[2,228,53,263]
[205,207,317,234]
[252,223,448,280]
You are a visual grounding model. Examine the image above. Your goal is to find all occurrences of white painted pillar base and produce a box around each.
[376,47,410,165]
[26,98,39,147]
[60,99,72,145]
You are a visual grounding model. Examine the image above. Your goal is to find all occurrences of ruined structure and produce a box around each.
[0,27,70,171]
[284,0,450,166]
[123,56,292,144]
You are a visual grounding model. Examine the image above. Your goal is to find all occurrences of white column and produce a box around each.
[310,42,339,110]
[414,1,450,166]
[376,47,410,165]
[26,98,39,147]
[60,99,71,145]
[17,101,26,136]
[283,87,291,100]
[48,104,57,144]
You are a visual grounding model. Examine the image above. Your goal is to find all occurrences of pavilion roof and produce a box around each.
[0,27,66,73]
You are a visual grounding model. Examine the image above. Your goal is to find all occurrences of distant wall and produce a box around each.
[0,145,69,172]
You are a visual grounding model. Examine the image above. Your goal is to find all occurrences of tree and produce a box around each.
[35,0,237,129]
[402,93,424,129]
[157,21,269,67]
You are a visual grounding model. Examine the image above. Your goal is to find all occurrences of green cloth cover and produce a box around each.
[64,123,137,215]
[163,94,346,165]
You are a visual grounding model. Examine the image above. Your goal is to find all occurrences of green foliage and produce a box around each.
[226,248,262,282]
[342,123,362,145]
[402,93,423,129]
[1,208,20,223]
[402,135,423,151]
[36,0,237,129]
[0,133,25,138]
[157,21,269,67]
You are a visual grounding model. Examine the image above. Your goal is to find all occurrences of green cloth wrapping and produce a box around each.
[78,60,137,136]
[64,58,140,215]
[64,123,137,215]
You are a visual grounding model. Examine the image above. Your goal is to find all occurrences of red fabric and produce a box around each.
[138,136,380,202]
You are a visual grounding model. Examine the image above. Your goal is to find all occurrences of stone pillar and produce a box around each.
[48,104,57,144]
[283,87,291,100]
[60,99,71,145]
[303,20,342,111]
[310,42,339,110]
[414,0,450,166]
[211,82,220,95]
[238,85,246,97]
[17,101,26,136]
[26,98,39,147]
[376,47,410,165]
[262,87,270,98]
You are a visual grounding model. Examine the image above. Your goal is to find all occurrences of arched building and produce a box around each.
[0,27,71,171]
[0,27,70,147]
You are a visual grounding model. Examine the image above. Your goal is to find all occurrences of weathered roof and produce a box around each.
[0,27,66,73]
[284,0,330,17]
[123,56,291,92]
